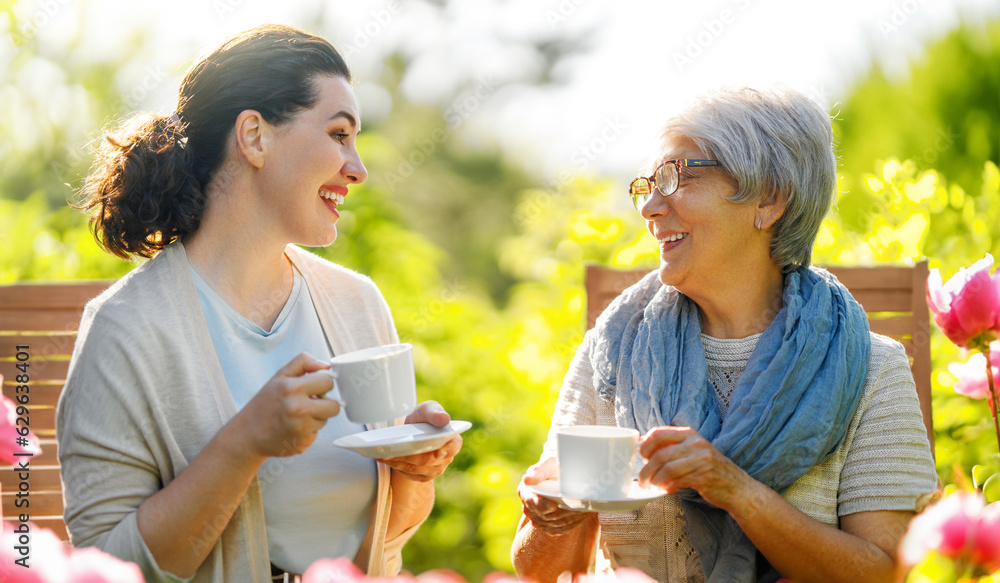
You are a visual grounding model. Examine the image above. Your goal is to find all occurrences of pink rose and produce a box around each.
[414,569,467,582]
[302,558,367,583]
[927,254,1000,349]
[0,378,42,465]
[0,521,69,582]
[65,547,145,583]
[972,502,1000,573]
[900,491,983,565]
[948,342,1000,409]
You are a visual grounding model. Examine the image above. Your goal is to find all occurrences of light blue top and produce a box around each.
[191,264,376,573]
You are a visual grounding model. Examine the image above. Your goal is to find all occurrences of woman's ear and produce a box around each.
[234,110,267,169]
[755,189,787,230]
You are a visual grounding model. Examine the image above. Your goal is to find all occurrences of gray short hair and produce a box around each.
[659,86,837,273]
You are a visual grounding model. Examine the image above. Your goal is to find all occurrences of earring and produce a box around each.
[756,219,762,230]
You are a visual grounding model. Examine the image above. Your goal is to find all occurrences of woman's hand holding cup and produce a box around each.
[239,352,342,459]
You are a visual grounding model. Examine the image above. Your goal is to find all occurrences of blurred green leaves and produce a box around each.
[5,2,1000,579]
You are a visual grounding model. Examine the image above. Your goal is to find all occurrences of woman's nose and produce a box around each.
[639,191,669,220]
[344,149,368,184]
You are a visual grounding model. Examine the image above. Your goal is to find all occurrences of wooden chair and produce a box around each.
[0,281,113,541]
[584,261,934,450]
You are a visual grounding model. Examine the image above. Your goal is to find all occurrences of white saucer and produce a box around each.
[525,479,667,512]
[333,420,471,459]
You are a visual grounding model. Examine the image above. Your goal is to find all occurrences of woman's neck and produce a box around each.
[183,183,294,332]
[689,263,785,340]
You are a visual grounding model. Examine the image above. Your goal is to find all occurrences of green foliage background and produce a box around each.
[3,4,1000,580]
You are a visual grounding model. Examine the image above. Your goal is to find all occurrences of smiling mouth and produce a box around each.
[658,233,688,244]
[319,187,346,206]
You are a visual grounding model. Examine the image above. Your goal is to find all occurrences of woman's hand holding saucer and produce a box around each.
[376,400,462,482]
[517,457,590,535]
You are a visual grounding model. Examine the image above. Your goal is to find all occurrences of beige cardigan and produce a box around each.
[57,242,417,582]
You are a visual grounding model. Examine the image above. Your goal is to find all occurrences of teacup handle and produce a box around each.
[633,441,645,481]
[324,368,347,411]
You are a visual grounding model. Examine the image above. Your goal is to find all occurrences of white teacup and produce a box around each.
[557,425,639,500]
[330,343,417,425]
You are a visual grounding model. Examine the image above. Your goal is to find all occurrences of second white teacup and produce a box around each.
[557,425,639,500]
[330,343,416,425]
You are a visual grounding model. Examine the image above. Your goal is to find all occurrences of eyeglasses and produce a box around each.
[628,159,723,208]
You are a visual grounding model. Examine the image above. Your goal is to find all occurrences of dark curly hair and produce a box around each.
[77,24,352,259]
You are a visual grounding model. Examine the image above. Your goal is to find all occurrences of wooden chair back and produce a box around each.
[0,281,113,541]
[584,262,934,450]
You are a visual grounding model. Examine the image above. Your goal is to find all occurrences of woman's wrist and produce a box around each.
[215,412,269,470]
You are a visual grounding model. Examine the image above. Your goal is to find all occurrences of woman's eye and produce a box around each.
[331,132,349,144]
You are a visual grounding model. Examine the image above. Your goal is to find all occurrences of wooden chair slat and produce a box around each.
[826,265,914,289]
[0,337,77,360]
[0,360,72,383]
[0,282,111,310]
[1,517,67,541]
[847,290,914,314]
[2,490,63,518]
[0,467,62,491]
[867,315,918,338]
[0,309,88,333]
[1,383,63,408]
[32,439,58,466]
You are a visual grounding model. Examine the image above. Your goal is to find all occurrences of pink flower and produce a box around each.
[0,376,42,465]
[483,574,527,583]
[972,502,1000,573]
[0,520,69,582]
[899,491,1000,573]
[900,491,982,565]
[927,254,1000,349]
[64,547,145,583]
[948,343,1000,409]
[414,570,467,582]
[302,558,368,583]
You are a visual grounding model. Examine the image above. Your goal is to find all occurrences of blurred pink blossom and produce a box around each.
[414,569,468,582]
[0,377,42,465]
[948,342,1000,409]
[973,502,1000,574]
[927,254,1000,349]
[0,521,68,582]
[0,520,143,583]
[900,491,1000,573]
[302,558,368,583]
[63,547,145,583]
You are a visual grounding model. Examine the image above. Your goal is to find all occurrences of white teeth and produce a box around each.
[658,233,688,243]
[319,189,345,205]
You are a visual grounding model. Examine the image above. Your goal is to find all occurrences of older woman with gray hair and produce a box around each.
[512,87,937,583]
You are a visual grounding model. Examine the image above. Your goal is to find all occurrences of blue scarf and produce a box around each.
[590,266,870,582]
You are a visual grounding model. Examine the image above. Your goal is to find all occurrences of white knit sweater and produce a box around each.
[540,330,937,582]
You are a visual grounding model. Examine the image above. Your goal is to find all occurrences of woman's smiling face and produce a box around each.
[258,74,367,248]
[640,133,759,297]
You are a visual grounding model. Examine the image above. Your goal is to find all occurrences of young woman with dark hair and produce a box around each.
[60,24,461,582]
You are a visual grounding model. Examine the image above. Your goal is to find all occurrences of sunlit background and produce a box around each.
[3,0,1000,579]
